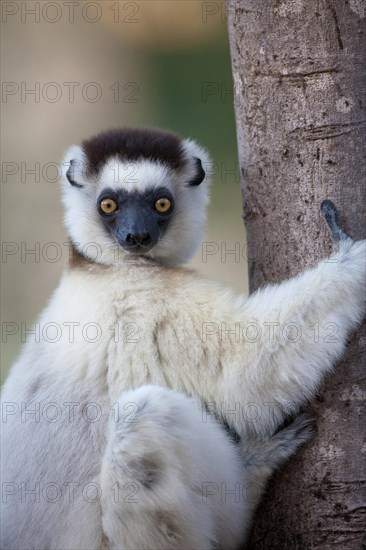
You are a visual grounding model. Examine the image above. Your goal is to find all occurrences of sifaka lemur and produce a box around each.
[1,128,365,549]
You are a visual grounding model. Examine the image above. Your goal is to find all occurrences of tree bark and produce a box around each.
[227,1,366,548]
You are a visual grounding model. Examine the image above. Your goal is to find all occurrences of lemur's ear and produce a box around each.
[66,159,83,188]
[188,157,205,186]
[181,138,212,188]
[62,145,86,189]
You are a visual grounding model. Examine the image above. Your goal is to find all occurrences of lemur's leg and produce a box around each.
[100,386,247,550]
[224,201,365,436]
[239,414,312,521]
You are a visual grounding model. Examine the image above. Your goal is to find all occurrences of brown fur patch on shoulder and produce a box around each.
[67,241,109,272]
[68,241,92,269]
[82,128,185,176]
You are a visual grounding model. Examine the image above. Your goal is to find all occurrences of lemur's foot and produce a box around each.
[320,200,350,243]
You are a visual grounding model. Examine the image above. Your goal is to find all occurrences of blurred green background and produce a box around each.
[1,1,248,382]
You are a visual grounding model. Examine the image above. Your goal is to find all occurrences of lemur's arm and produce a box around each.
[198,201,365,437]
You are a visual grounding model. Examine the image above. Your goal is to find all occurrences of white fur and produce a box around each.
[1,132,365,549]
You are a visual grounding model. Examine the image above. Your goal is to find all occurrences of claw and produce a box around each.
[320,200,349,242]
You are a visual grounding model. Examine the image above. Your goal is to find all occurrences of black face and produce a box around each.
[97,186,174,254]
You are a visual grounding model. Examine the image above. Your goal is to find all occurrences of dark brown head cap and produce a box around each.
[81,128,185,177]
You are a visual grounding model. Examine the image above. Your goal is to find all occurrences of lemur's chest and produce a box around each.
[52,266,211,401]
[86,270,205,401]
[104,285,185,399]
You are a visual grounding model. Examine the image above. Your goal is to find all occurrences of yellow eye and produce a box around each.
[100,198,117,214]
[155,197,171,213]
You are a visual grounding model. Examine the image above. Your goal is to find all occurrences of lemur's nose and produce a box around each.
[126,232,152,246]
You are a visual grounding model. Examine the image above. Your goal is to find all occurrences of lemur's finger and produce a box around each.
[320,200,349,242]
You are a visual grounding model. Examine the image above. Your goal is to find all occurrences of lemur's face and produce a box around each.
[61,128,211,267]
[97,185,174,255]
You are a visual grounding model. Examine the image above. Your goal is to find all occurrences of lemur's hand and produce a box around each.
[321,200,365,277]
[320,200,350,244]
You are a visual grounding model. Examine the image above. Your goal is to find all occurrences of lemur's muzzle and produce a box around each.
[114,205,159,253]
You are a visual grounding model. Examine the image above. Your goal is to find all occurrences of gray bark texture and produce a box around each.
[227,1,366,548]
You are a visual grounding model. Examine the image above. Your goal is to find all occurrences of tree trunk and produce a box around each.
[227,1,366,548]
